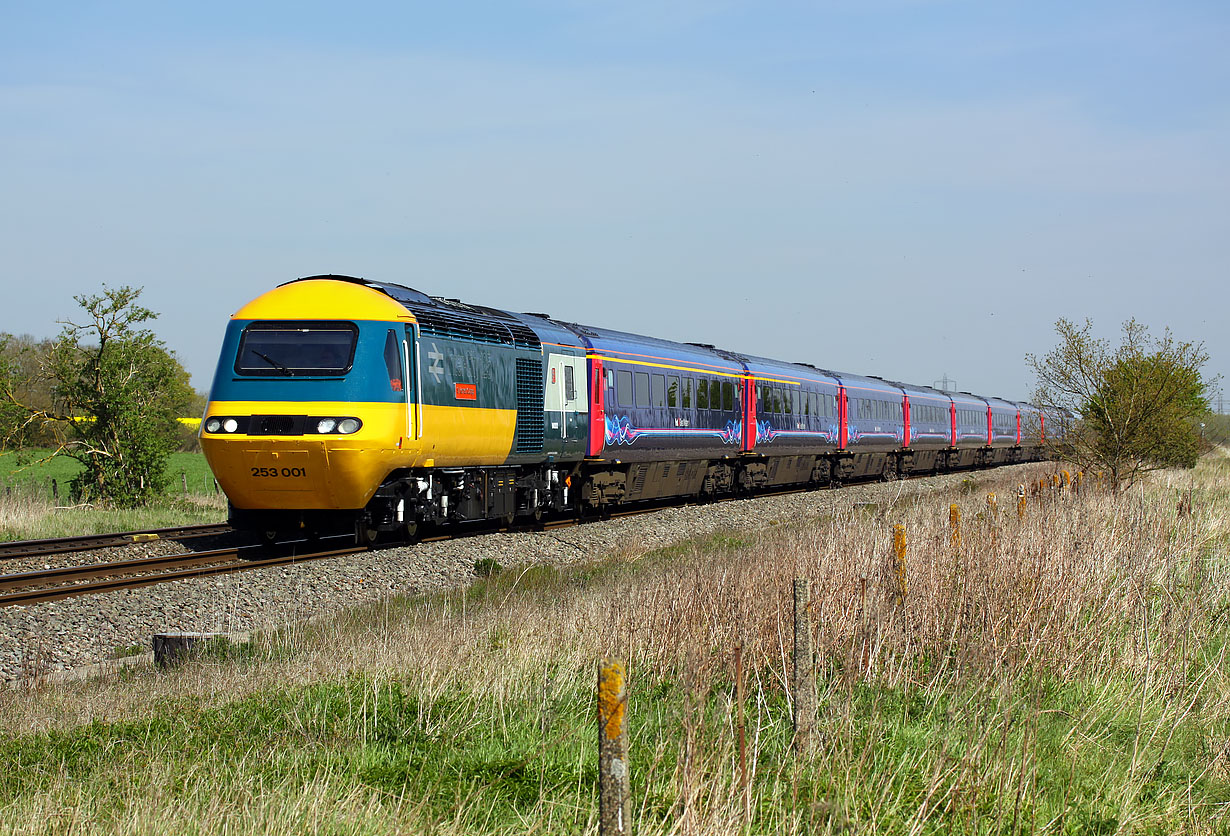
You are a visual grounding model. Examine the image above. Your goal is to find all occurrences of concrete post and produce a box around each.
[598,659,631,835]
[792,578,816,751]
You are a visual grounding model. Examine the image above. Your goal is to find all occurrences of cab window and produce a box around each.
[235,321,358,376]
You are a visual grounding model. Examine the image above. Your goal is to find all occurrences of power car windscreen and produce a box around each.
[234,321,358,376]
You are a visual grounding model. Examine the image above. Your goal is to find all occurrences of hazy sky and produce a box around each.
[2,1,1227,404]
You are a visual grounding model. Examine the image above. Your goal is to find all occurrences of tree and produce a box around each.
[0,334,60,448]
[0,286,193,506]
[1027,318,1214,489]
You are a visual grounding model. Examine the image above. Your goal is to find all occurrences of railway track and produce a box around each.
[0,469,967,608]
[0,523,234,562]
[0,541,365,607]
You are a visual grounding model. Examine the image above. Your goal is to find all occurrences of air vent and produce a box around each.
[514,358,544,454]
[408,306,542,351]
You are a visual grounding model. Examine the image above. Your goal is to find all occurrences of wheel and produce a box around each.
[355,523,379,546]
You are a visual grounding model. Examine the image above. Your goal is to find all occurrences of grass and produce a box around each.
[0,450,225,541]
[2,459,1230,833]
[0,450,218,497]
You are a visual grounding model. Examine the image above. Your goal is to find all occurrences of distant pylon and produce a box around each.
[933,374,955,392]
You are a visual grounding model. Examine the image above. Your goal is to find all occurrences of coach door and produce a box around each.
[545,353,588,453]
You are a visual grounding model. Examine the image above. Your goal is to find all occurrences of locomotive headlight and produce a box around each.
[204,417,222,433]
[316,418,337,434]
[337,418,361,434]
[222,418,239,433]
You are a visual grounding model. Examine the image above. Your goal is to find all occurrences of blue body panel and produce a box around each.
[580,326,745,462]
[836,373,907,453]
[896,382,953,450]
[985,396,1020,448]
[950,391,989,448]
[208,319,412,404]
[742,358,840,453]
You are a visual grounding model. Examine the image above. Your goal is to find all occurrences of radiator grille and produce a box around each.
[408,306,542,350]
[514,358,544,453]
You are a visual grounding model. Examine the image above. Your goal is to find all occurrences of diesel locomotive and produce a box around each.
[200,275,1050,543]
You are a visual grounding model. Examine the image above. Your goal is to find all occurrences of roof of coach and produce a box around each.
[983,395,1020,412]
[830,371,906,398]
[736,355,839,387]
[949,390,989,408]
[556,322,747,374]
[884,380,954,404]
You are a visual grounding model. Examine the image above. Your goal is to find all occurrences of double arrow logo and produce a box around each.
[427,343,445,384]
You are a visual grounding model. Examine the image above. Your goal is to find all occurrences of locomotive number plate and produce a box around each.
[249,466,309,478]
[244,450,315,491]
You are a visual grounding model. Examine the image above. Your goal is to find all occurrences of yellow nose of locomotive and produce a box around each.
[202,402,412,510]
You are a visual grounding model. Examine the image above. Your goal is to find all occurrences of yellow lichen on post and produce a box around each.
[598,661,625,740]
[1017,485,1026,520]
[987,492,997,514]
[949,504,962,553]
[893,524,908,601]
[597,659,630,834]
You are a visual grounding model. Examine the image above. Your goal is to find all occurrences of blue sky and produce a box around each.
[2,1,1227,404]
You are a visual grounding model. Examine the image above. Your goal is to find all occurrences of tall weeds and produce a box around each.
[4,462,1230,834]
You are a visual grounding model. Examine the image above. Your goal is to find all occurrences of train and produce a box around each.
[200,275,1053,543]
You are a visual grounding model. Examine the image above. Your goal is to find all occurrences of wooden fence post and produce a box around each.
[949,504,962,553]
[792,578,816,751]
[734,642,749,821]
[598,659,631,835]
[1017,484,1026,520]
[892,524,907,604]
[181,470,188,498]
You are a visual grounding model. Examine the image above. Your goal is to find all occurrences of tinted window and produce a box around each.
[383,330,403,393]
[635,372,650,407]
[651,374,665,408]
[682,378,693,409]
[564,364,576,400]
[722,380,734,411]
[236,321,358,376]
[616,370,633,406]
[697,379,709,410]
[667,376,678,408]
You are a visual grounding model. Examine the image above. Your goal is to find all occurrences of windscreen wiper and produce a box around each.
[254,351,294,376]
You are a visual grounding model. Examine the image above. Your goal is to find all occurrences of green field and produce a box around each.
[0,450,225,540]
[0,450,217,497]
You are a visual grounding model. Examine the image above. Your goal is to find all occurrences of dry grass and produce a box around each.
[0,488,226,542]
[3,459,1230,833]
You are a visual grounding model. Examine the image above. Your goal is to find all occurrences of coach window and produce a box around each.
[722,380,735,411]
[635,372,650,407]
[697,379,709,410]
[667,376,678,408]
[616,370,633,406]
[682,378,693,409]
[564,365,576,401]
[651,374,666,408]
